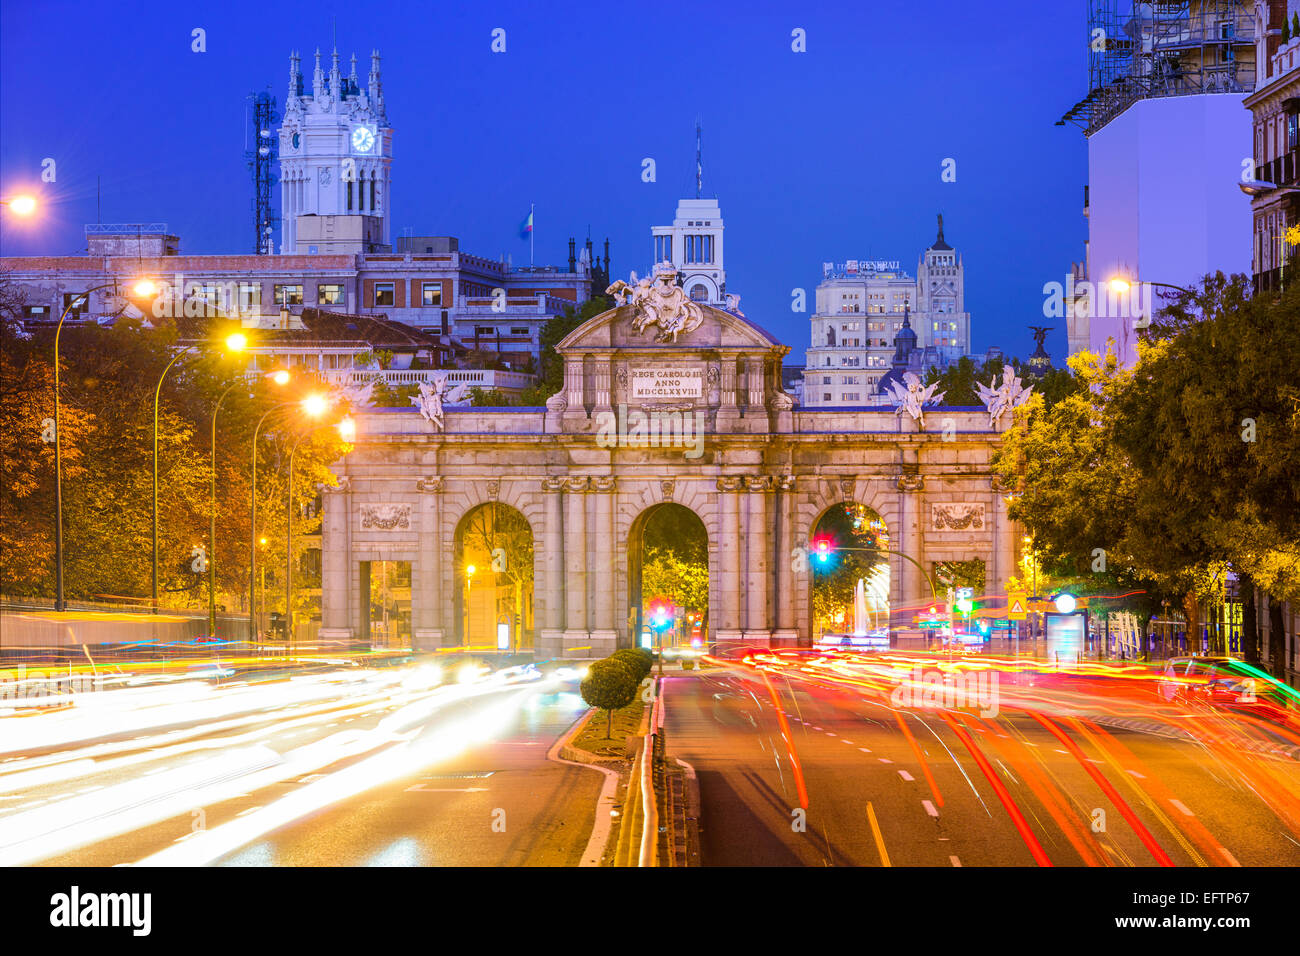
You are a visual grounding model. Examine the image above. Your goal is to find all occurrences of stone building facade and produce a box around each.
[320,282,1016,657]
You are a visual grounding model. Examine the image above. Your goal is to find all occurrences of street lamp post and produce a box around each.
[208,379,248,638]
[247,378,295,644]
[52,278,154,611]
[282,395,332,654]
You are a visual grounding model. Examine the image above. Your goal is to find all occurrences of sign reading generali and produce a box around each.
[630,367,704,400]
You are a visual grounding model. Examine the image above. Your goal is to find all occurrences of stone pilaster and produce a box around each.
[319,476,355,648]
[589,476,618,655]
[715,476,743,645]
[743,476,772,643]
[413,476,444,650]
[563,477,591,655]
[897,472,925,609]
[772,476,799,646]
[537,477,566,659]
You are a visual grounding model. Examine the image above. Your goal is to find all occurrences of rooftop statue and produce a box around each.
[606,262,705,344]
[884,371,945,430]
[410,373,468,432]
[976,364,1033,428]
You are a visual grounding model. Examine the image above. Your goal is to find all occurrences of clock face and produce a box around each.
[351,126,375,153]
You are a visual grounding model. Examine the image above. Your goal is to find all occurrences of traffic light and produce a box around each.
[813,536,834,564]
[648,601,672,632]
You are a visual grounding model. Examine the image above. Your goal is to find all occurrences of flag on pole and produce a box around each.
[519,209,533,239]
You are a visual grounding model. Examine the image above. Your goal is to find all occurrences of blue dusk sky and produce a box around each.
[1,0,1090,360]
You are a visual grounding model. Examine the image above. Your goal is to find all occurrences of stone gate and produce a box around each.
[319,277,1018,658]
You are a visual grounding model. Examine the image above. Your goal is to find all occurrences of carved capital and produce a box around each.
[541,476,566,493]
[592,476,617,493]
[416,476,443,494]
[323,476,353,494]
[715,476,742,493]
[659,479,674,501]
[896,475,924,493]
[774,475,796,492]
[743,476,771,492]
[989,474,1011,494]
[564,477,590,494]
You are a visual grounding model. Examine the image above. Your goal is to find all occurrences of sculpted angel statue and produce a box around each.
[411,373,468,432]
[337,379,376,411]
[607,263,705,343]
[884,371,945,430]
[975,365,1033,428]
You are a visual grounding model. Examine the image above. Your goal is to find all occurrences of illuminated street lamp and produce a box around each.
[0,195,37,216]
[153,328,248,612]
[52,278,155,610]
[246,379,298,643]
[284,395,331,652]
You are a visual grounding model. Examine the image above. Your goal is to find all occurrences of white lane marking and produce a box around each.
[898,770,915,782]
[950,855,962,867]
[842,739,854,745]
[1170,799,1195,817]
[922,800,939,818]
[878,757,894,764]
[1218,846,1241,867]
[1127,769,1145,779]
[858,747,873,754]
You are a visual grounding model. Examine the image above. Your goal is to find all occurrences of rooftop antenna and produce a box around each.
[695,117,702,200]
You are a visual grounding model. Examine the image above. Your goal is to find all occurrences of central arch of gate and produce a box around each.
[320,297,1017,658]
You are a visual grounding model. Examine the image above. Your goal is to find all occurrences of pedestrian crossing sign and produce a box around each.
[1008,593,1029,620]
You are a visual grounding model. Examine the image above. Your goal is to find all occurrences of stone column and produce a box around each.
[563,477,590,654]
[743,476,772,644]
[715,355,740,431]
[772,476,799,645]
[715,477,743,646]
[897,473,926,609]
[990,475,1014,606]
[747,356,765,409]
[589,477,618,655]
[413,476,444,650]
[318,477,355,649]
[537,477,566,659]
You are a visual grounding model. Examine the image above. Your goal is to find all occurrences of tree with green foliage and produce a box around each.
[811,504,888,633]
[580,657,639,738]
[1110,272,1300,667]
[612,647,653,681]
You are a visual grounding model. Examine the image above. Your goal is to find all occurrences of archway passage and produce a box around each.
[627,504,709,652]
[361,560,411,649]
[810,503,890,648]
[453,502,535,653]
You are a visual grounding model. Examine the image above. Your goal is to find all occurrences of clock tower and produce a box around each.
[279,47,393,254]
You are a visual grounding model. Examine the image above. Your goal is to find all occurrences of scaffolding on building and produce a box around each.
[246,90,279,255]
[1059,1,1257,135]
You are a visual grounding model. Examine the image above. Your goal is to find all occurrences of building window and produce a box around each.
[373,282,395,307]
[61,293,89,317]
[475,326,496,336]
[238,282,261,311]
[654,235,672,263]
[822,376,831,385]
[823,393,832,402]
[690,284,708,302]
[22,304,51,319]
[318,283,344,305]
[841,393,859,402]
[421,282,442,307]
[510,327,529,335]
[1288,111,1299,152]
[275,284,303,306]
